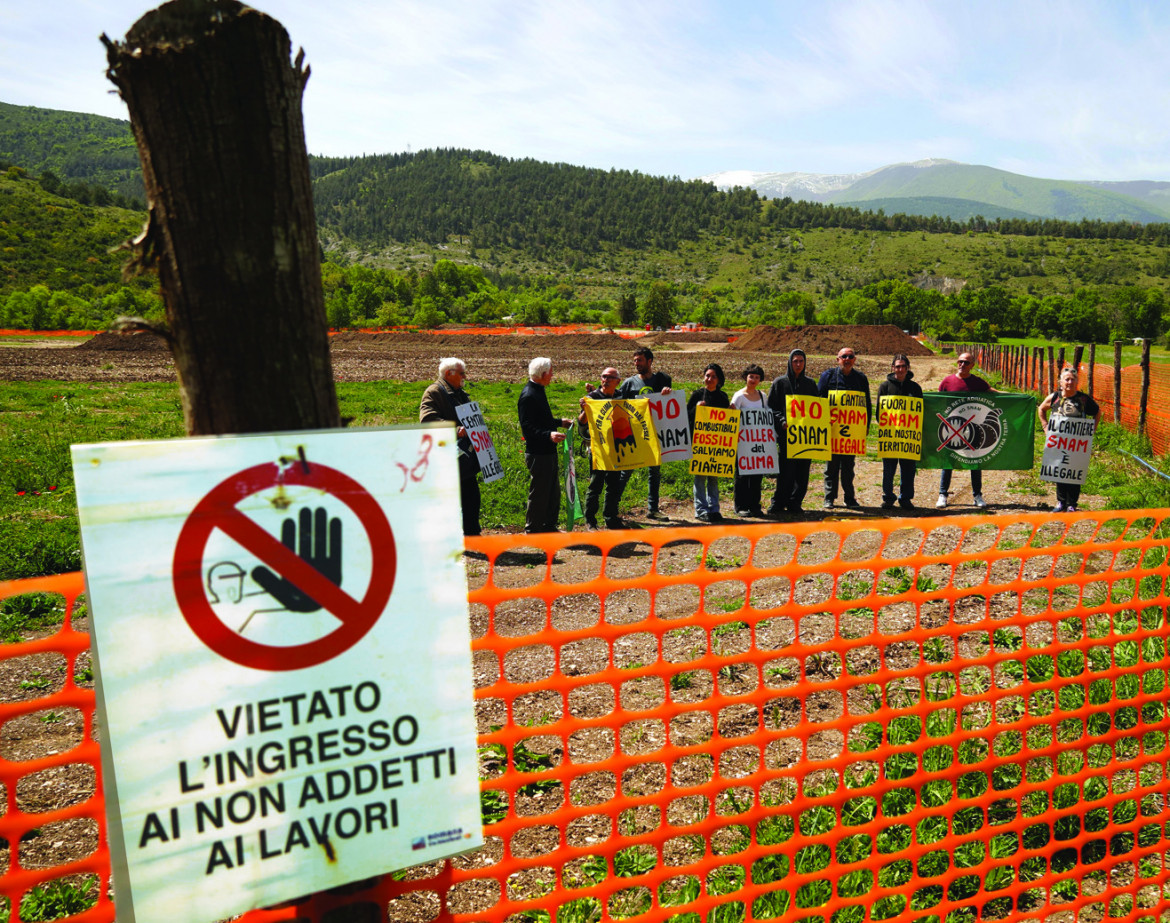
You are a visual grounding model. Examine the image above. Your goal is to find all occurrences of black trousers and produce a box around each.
[524,454,560,532]
[770,453,812,512]
[585,464,623,522]
[823,454,856,503]
[734,473,763,512]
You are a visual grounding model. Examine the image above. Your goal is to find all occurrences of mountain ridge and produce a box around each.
[701,159,1170,223]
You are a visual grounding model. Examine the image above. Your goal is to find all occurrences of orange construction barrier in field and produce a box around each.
[3,511,1170,923]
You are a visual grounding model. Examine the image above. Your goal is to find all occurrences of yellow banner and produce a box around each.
[584,399,662,471]
[689,404,739,478]
[829,391,868,456]
[877,394,923,460]
[785,395,831,461]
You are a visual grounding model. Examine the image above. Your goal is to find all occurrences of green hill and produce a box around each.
[0,101,144,205]
[832,162,1170,224]
[0,165,147,295]
[832,196,1041,223]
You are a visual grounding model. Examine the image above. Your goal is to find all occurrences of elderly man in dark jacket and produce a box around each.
[419,357,481,536]
[877,353,923,510]
[518,357,570,533]
[766,348,819,516]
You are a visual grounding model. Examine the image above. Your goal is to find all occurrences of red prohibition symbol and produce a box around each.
[173,462,396,671]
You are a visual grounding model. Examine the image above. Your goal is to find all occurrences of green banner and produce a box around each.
[563,424,585,530]
[920,392,1036,470]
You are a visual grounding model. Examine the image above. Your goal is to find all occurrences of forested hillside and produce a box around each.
[311,149,765,251]
[1,104,1168,345]
[0,102,145,206]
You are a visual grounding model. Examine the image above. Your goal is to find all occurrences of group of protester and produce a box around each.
[420,345,1100,535]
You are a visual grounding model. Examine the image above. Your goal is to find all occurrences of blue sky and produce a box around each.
[3,0,1168,181]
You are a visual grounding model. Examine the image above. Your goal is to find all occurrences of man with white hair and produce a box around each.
[419,357,481,536]
[518,357,571,533]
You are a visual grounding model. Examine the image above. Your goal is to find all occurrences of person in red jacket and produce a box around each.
[935,352,993,509]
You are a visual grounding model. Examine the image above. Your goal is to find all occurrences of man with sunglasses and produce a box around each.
[817,347,872,510]
[578,367,626,529]
[935,352,992,509]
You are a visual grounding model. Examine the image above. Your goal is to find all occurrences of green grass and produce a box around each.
[3,877,98,923]
[0,378,724,582]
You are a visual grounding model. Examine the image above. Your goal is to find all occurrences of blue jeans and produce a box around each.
[939,468,982,497]
[693,475,720,517]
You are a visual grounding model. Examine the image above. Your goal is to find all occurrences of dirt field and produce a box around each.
[2,325,938,385]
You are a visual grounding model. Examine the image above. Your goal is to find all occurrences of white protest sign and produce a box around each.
[71,425,482,923]
[456,400,503,482]
[1039,414,1096,484]
[646,391,691,462]
[736,405,779,476]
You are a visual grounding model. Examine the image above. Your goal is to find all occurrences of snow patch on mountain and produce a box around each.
[699,159,963,200]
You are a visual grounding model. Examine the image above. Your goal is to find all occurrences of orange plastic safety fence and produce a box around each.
[1089,364,1170,457]
[0,572,112,923]
[4,512,1170,923]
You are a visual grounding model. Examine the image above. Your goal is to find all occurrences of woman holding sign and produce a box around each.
[688,363,731,522]
[877,354,923,511]
[1038,367,1100,512]
[732,364,768,517]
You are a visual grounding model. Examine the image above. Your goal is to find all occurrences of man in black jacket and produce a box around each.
[877,354,923,510]
[419,357,481,536]
[518,357,570,533]
[816,347,872,510]
[766,349,819,516]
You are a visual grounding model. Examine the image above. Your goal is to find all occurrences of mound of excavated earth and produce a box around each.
[730,324,934,357]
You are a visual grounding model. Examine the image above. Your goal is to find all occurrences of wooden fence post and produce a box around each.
[1139,339,1151,437]
[1057,346,1066,377]
[1072,345,1084,374]
[1114,341,1124,423]
[1088,343,1095,397]
[1047,346,1055,394]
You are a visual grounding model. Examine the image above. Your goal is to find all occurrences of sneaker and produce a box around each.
[935,495,947,509]
[710,512,724,522]
[605,517,625,530]
[881,500,896,510]
[695,511,710,522]
[750,508,765,518]
[1067,505,1077,513]
[823,500,834,510]
[1053,503,1066,513]
[735,509,752,517]
[647,510,668,521]
[973,494,987,509]
[844,499,861,510]
[899,500,915,510]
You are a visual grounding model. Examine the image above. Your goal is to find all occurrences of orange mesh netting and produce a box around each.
[3,512,1170,923]
[1088,364,1170,457]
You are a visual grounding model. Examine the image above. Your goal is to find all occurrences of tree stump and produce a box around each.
[104,0,339,435]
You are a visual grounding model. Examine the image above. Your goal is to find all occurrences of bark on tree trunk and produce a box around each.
[103,0,339,436]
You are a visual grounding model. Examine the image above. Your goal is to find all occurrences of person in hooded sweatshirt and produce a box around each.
[877,353,923,511]
[766,348,820,516]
